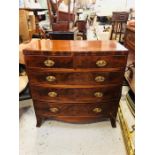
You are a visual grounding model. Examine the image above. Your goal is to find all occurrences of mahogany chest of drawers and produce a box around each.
[23,39,128,127]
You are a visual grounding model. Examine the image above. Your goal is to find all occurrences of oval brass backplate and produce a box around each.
[49,107,59,113]
[93,108,102,113]
[48,92,57,97]
[46,76,56,82]
[95,76,105,82]
[96,60,107,67]
[44,59,55,67]
[94,92,103,98]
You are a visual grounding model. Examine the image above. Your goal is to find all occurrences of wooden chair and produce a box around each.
[47,0,76,31]
[110,12,129,43]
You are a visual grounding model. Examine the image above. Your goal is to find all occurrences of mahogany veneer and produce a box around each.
[23,40,128,127]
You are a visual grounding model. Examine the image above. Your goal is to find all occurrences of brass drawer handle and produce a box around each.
[46,76,56,82]
[93,108,102,113]
[44,60,55,67]
[49,107,59,113]
[48,92,57,97]
[96,60,107,67]
[95,76,105,82]
[94,92,103,98]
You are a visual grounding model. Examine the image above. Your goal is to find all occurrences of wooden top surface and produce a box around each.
[23,39,128,55]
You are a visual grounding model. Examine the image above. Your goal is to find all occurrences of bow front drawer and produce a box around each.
[24,55,73,68]
[28,70,124,85]
[30,85,122,103]
[34,102,117,117]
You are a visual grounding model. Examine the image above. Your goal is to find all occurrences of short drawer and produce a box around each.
[28,70,124,85]
[34,102,116,117]
[24,55,73,68]
[30,85,122,103]
[74,55,127,68]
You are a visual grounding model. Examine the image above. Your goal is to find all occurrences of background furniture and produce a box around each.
[47,0,76,31]
[19,65,31,101]
[20,8,47,39]
[124,24,135,93]
[76,17,88,40]
[23,39,128,127]
[76,20,87,39]
[47,31,74,40]
[120,22,135,155]
[19,76,28,94]
[96,15,111,25]
[47,27,78,40]
[19,9,31,41]
[110,12,129,43]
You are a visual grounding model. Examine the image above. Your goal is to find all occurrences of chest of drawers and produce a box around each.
[23,39,128,127]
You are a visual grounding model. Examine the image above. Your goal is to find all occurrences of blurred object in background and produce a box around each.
[129,8,135,20]
[127,20,135,27]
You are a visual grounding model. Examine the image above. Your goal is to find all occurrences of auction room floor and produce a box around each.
[20,99,127,155]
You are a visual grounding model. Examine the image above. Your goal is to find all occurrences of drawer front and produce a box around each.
[34,102,117,117]
[28,70,124,85]
[24,55,73,68]
[74,56,127,68]
[30,86,122,103]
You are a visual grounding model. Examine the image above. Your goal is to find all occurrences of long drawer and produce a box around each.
[30,85,122,103]
[28,70,124,85]
[34,101,118,117]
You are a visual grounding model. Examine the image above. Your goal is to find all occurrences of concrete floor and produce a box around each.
[20,99,127,155]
